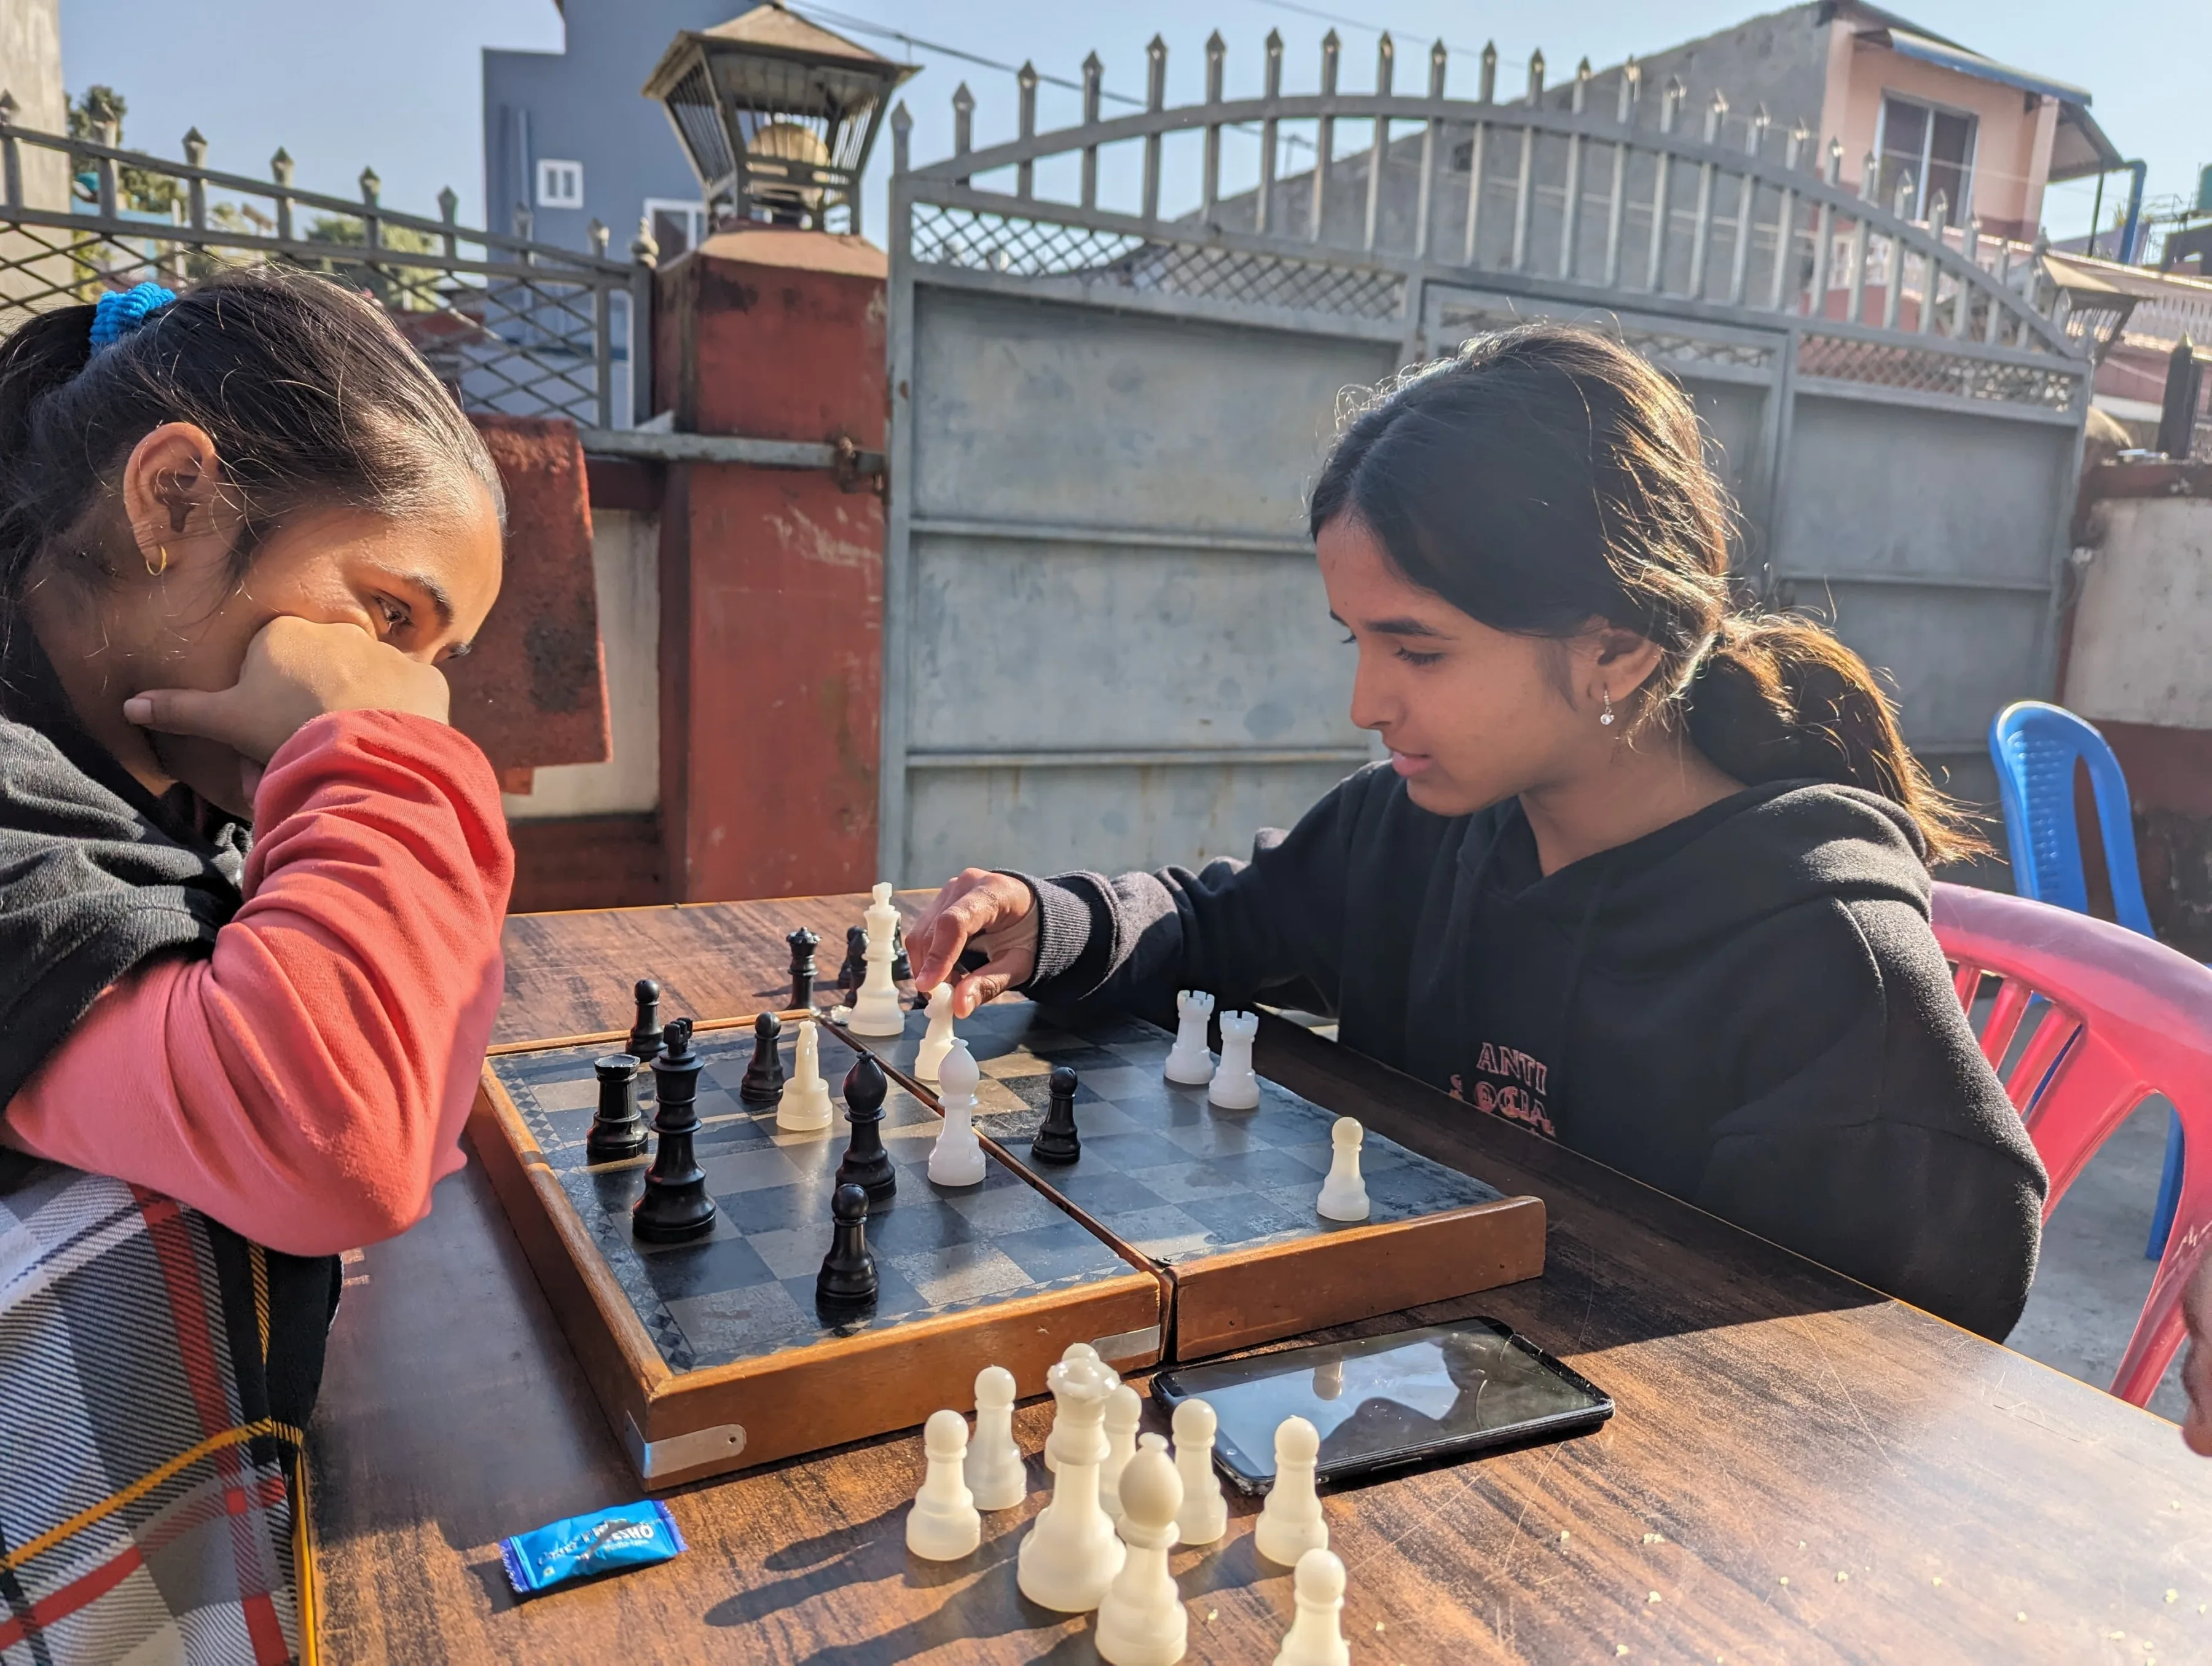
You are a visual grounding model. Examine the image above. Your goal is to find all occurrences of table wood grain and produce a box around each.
[309,897,2212,1663]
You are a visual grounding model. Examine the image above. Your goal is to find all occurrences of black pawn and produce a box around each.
[586,1052,648,1162]
[890,921,912,984]
[627,978,664,1066]
[632,1018,716,1243]
[837,926,868,996]
[1031,1064,1081,1165]
[834,1052,897,1204]
[739,1011,785,1106]
[786,927,820,1009]
[816,1181,879,1306]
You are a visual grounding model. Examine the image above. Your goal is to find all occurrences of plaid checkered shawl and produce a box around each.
[1,1156,331,1665]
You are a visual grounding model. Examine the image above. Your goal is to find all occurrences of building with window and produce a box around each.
[482,0,759,262]
[1555,1,2122,243]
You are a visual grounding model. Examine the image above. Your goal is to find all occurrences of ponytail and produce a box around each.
[1685,615,1985,865]
[1310,323,1986,868]
[0,305,100,594]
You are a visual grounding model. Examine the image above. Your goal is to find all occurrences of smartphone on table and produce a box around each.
[1150,1317,1612,1493]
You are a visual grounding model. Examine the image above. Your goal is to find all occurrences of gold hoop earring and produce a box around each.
[146,545,170,577]
[1599,690,1616,728]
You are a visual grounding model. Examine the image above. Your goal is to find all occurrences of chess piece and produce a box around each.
[834,1052,898,1204]
[786,926,820,1009]
[739,1011,785,1106]
[1209,1010,1261,1110]
[966,1364,1026,1511]
[1164,989,1216,1086]
[1171,1398,1228,1547]
[1017,1350,1126,1611]
[627,977,664,1066]
[632,1018,716,1242]
[848,884,906,1036]
[927,1039,986,1187]
[777,1020,833,1132]
[1045,1342,1116,1474]
[1316,1117,1370,1222]
[891,919,913,984]
[1311,1359,1346,1401]
[585,1052,648,1162]
[915,983,957,1082]
[1099,1383,1142,1522]
[1030,1065,1081,1165]
[1272,1549,1351,1666]
[1096,1436,1187,1666]
[816,1181,878,1306]
[838,925,868,999]
[906,1409,982,1561]
[1254,1416,1327,1566]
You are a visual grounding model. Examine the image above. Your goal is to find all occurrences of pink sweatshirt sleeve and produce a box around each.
[1,710,514,1256]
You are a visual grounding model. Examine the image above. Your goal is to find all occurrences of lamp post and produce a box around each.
[645,2,916,237]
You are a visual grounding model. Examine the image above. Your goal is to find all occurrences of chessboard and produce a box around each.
[836,999,1547,1359]
[470,1016,1164,1488]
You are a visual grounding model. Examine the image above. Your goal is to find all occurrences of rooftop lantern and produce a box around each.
[644,2,915,236]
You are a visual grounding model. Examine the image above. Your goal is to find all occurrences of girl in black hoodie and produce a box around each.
[908,324,2046,1343]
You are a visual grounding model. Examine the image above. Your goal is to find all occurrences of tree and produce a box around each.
[66,85,179,216]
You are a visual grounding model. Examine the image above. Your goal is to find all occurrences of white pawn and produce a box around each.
[1316,1116,1370,1222]
[967,1364,1026,1511]
[1163,989,1216,1086]
[1096,1436,1188,1666]
[1018,1350,1126,1611]
[1209,1010,1261,1110]
[849,882,906,1036]
[1099,1383,1142,1522]
[1170,1398,1228,1547]
[906,1409,982,1561]
[1272,1547,1351,1666]
[927,1039,987,1187]
[915,982,957,1081]
[1253,1416,1327,1566]
[776,1019,833,1132]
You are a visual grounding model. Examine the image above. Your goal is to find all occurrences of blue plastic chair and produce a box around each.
[1988,701,2180,1257]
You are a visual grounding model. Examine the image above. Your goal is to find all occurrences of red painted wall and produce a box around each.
[654,229,886,902]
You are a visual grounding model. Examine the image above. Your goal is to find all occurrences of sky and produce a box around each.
[55,0,2210,251]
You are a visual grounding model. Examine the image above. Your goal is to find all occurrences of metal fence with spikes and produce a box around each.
[0,108,653,426]
[874,27,2100,885]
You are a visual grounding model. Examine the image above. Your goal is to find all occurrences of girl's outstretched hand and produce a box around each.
[124,615,452,800]
[905,868,1040,1017]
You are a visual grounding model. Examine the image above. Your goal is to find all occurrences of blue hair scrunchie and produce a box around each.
[88,282,176,350]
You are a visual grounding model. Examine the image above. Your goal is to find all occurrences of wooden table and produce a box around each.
[311,893,2212,1663]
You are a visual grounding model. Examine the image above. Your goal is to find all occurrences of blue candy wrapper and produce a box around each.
[498,1500,686,1595]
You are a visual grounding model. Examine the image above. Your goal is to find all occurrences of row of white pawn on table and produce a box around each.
[907,1346,1350,1666]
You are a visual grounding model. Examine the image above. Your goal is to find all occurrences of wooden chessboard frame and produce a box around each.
[469,1013,1164,1489]
[836,1000,1550,1359]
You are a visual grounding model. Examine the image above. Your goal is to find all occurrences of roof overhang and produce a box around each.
[2048,101,2128,182]
[1856,25,2093,106]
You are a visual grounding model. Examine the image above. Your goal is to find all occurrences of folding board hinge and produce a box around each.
[1090,1324,1161,1364]
[624,1413,747,1480]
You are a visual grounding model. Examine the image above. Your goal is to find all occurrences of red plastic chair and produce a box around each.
[1931,881,2212,1405]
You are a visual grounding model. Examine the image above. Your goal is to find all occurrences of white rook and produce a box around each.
[1208,1010,1260,1110]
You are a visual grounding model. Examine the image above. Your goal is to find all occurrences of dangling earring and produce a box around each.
[1598,690,1615,728]
[146,544,170,576]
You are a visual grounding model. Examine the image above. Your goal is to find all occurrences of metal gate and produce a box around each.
[881,36,2113,886]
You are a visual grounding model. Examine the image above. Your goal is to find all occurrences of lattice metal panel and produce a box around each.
[1433,307,1776,374]
[1797,333,2081,411]
[0,220,614,423]
[911,203,1403,321]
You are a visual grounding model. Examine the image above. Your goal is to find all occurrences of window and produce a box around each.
[644,198,707,259]
[536,159,584,210]
[1876,95,1975,222]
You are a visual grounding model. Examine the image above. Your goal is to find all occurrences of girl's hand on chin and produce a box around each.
[123,615,452,768]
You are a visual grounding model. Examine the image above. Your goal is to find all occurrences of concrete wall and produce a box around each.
[0,0,65,210]
[504,506,661,820]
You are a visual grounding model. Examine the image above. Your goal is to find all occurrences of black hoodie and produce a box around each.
[1019,763,2047,1341]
